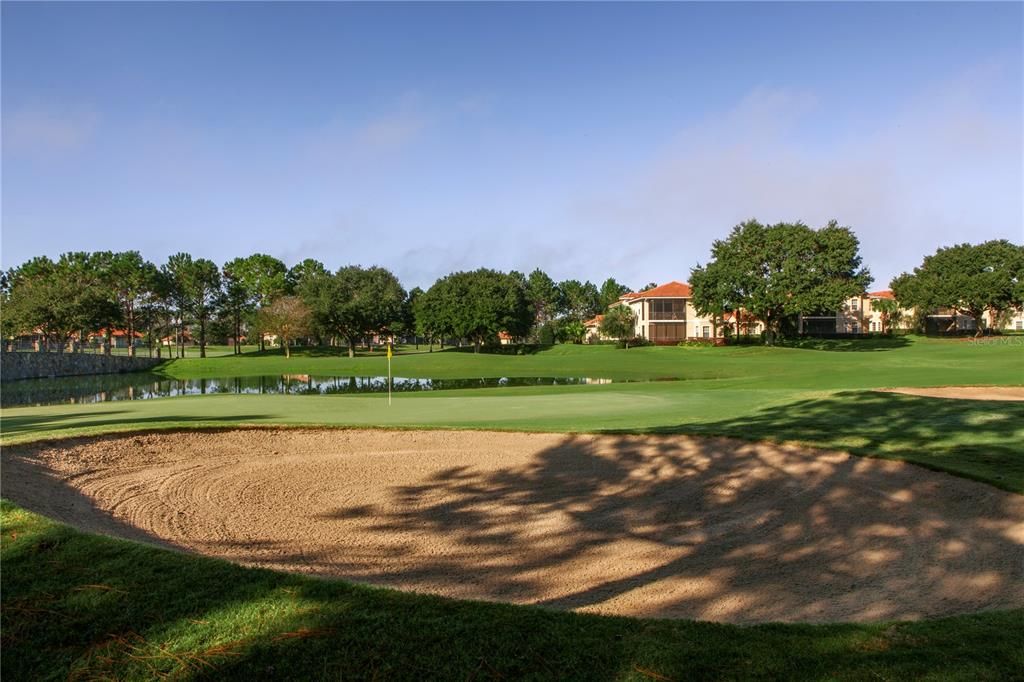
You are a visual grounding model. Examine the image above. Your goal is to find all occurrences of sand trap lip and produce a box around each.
[3,428,1022,624]
[877,386,1024,401]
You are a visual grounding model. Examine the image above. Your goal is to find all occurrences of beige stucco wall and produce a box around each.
[982,308,1024,331]
[810,295,915,334]
[625,299,647,338]
[627,298,739,340]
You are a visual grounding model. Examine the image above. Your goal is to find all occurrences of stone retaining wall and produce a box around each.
[1,352,164,382]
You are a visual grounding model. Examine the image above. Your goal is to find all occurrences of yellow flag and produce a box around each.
[387,343,392,359]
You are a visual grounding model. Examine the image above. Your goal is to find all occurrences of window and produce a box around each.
[802,317,838,334]
[649,323,685,341]
[702,326,710,338]
[1016,320,1023,331]
[850,323,859,334]
[870,321,877,332]
[850,299,859,311]
[649,299,685,320]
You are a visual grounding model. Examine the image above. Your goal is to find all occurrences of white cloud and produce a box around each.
[299,91,430,167]
[353,112,426,151]
[573,65,1023,287]
[3,105,98,156]
[456,92,497,115]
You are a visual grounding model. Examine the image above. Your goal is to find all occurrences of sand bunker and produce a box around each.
[3,428,1022,624]
[878,386,1024,401]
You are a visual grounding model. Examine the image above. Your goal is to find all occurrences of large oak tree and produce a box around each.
[416,269,532,351]
[691,220,871,344]
[891,240,1024,335]
[300,265,406,357]
[228,254,288,351]
[3,254,114,352]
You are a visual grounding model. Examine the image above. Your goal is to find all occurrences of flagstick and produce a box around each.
[387,343,392,407]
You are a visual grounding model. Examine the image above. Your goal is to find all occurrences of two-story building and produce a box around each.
[586,280,771,344]
[620,281,694,343]
[592,283,1023,342]
[800,290,916,335]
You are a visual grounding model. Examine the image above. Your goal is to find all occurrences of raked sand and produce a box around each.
[4,428,1022,624]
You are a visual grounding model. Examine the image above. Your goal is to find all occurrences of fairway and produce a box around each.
[3,338,1023,680]
[153,335,1024,388]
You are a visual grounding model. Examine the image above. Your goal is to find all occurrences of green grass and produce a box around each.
[5,387,1022,493]
[153,335,1024,388]
[3,501,1021,681]
[3,335,1023,679]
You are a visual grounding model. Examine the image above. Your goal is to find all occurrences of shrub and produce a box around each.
[619,337,651,349]
[677,338,720,348]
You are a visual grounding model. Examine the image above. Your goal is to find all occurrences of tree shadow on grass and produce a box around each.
[444,344,551,355]
[636,390,1024,493]
[780,336,912,352]
[5,499,1023,681]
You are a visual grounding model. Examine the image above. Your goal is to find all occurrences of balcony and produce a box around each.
[647,301,687,321]
[648,311,686,321]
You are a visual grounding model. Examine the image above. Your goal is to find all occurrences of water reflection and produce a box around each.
[1,374,620,408]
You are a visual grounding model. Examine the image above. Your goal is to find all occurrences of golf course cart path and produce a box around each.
[4,428,1022,624]
[877,386,1024,401]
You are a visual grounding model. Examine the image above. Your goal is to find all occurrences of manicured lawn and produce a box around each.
[3,386,1021,492]
[3,501,1021,681]
[154,335,1024,388]
[3,335,1022,679]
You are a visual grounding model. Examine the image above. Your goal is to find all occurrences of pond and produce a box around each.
[0,374,618,408]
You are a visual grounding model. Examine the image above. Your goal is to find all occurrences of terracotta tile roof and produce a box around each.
[868,290,895,299]
[584,315,604,327]
[628,281,692,299]
[94,328,144,338]
[721,311,759,322]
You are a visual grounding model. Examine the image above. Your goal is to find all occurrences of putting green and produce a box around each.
[4,382,1023,493]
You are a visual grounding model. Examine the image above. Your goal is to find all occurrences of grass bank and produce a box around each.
[153,335,1024,389]
[4,386,1022,492]
[3,501,1021,681]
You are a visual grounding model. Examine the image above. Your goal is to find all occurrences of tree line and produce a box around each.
[3,224,1020,355]
[0,251,633,356]
[687,220,1023,342]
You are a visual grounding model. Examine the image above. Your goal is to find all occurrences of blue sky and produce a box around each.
[3,1,1021,290]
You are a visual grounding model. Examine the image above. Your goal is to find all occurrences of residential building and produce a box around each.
[612,281,727,344]
[583,315,606,343]
[801,290,1024,335]
[88,328,144,349]
[983,308,1024,332]
[800,290,915,335]
[722,310,765,337]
